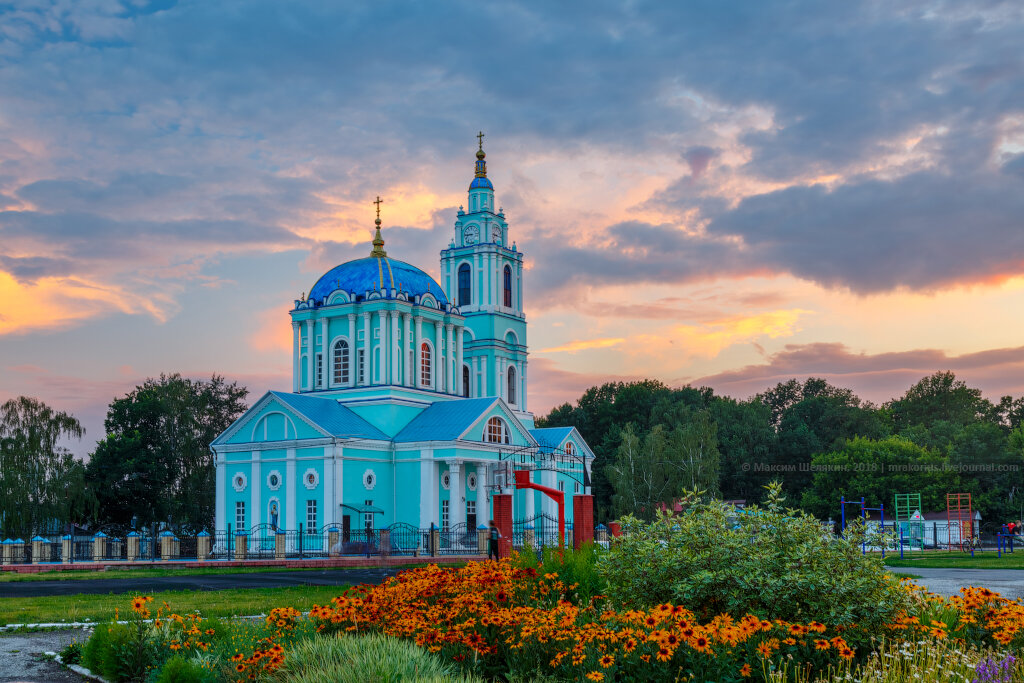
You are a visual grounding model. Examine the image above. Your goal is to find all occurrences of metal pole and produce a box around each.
[880,503,885,559]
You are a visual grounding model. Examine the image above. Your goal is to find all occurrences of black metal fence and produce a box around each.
[3,522,581,564]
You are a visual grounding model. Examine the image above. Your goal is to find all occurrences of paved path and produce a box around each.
[888,566,1024,599]
[0,629,83,682]
[0,567,399,598]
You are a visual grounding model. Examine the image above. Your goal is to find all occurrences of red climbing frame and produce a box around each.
[946,493,973,552]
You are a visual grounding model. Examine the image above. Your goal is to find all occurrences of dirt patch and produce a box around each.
[0,629,86,682]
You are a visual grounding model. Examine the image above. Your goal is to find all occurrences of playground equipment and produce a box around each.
[997,524,1017,558]
[840,497,889,558]
[946,493,975,554]
[893,493,924,552]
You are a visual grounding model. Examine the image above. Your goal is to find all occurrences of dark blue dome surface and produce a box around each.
[469,176,493,190]
[309,257,449,305]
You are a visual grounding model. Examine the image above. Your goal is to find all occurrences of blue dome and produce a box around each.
[469,176,493,190]
[309,257,449,305]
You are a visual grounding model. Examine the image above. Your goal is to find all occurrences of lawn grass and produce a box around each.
[0,563,381,583]
[0,584,352,627]
[883,550,1024,569]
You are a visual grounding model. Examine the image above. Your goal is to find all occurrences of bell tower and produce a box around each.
[441,134,529,418]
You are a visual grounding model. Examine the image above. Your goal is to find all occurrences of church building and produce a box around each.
[211,138,594,540]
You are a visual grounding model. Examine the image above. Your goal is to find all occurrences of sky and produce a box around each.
[3,0,1024,456]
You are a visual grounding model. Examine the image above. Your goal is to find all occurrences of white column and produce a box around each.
[403,313,412,387]
[360,313,370,386]
[292,322,300,392]
[434,322,443,392]
[419,449,436,528]
[525,467,535,519]
[497,357,505,401]
[347,314,356,387]
[491,253,499,309]
[445,324,454,394]
[449,461,466,528]
[415,317,423,388]
[305,320,315,391]
[324,445,335,527]
[334,445,344,525]
[378,312,386,385]
[391,311,400,385]
[251,451,262,528]
[517,261,523,313]
[286,448,296,531]
[456,328,464,397]
[485,253,492,307]
[215,455,226,531]
[521,361,528,412]
[542,468,557,519]
[321,317,329,389]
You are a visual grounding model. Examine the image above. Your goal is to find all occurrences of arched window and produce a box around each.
[503,265,512,307]
[458,264,472,307]
[332,339,350,385]
[565,442,577,458]
[420,342,432,387]
[507,365,516,405]
[485,417,510,444]
[463,364,471,398]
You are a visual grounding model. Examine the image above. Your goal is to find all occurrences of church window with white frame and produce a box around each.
[420,342,432,387]
[306,500,317,532]
[358,349,366,383]
[565,442,576,457]
[458,263,472,307]
[364,500,374,529]
[441,500,449,530]
[503,265,513,307]
[316,353,323,388]
[333,339,350,384]
[507,366,516,405]
[558,480,565,493]
[235,501,246,532]
[486,417,510,444]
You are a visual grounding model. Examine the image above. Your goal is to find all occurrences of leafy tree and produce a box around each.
[886,371,991,431]
[85,374,247,532]
[605,423,670,520]
[800,436,957,520]
[0,397,95,536]
[539,380,692,520]
[709,397,778,503]
[659,405,721,497]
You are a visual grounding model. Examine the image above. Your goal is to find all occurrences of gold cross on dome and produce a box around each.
[373,195,383,219]
[477,131,485,150]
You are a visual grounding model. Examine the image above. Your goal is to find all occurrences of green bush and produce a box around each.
[82,621,158,682]
[599,483,910,640]
[268,633,483,683]
[58,639,82,665]
[512,544,605,604]
[152,654,217,683]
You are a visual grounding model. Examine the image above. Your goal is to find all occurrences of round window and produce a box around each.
[467,473,477,491]
[363,469,377,490]
[442,472,451,490]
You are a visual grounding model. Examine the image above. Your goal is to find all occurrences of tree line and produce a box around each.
[0,374,246,537]
[537,372,1024,529]
[3,369,1022,536]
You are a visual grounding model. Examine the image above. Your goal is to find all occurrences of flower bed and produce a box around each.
[80,558,1024,682]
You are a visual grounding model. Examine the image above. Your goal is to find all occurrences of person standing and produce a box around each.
[488,519,502,561]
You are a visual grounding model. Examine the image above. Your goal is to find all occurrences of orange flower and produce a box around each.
[814,639,830,651]
[599,654,614,668]
[585,673,605,682]
[839,647,854,660]
[740,663,752,678]
[656,647,672,662]
[756,642,773,658]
